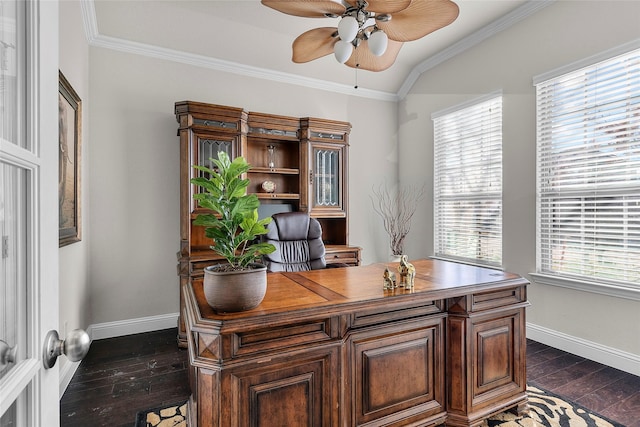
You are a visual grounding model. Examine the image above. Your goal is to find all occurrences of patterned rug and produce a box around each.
[481,384,624,427]
[135,400,188,427]
[134,385,624,427]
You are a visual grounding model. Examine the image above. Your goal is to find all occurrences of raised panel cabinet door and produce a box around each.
[470,309,526,408]
[220,346,340,427]
[347,316,446,427]
[446,308,527,427]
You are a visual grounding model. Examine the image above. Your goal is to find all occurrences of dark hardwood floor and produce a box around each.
[527,340,640,427]
[60,328,640,427]
[60,328,190,427]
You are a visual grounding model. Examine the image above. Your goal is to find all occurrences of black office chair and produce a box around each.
[263,212,328,272]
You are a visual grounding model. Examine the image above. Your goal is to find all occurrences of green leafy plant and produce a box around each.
[191,152,275,271]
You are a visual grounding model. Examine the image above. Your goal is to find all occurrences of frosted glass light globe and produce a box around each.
[368,30,388,56]
[334,40,353,63]
[338,16,358,42]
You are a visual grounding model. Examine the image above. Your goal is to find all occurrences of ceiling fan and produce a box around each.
[261,0,460,72]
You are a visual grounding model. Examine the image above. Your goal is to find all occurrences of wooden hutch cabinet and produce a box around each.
[175,101,361,347]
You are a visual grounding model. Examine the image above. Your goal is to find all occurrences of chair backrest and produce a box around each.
[263,212,326,272]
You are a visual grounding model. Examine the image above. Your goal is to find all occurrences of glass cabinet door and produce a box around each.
[314,147,339,207]
[310,143,345,215]
[190,133,238,214]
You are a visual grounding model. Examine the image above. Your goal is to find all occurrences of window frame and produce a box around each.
[533,41,640,301]
[432,91,503,267]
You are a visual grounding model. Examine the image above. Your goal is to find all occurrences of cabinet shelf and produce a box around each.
[256,193,300,200]
[249,167,299,175]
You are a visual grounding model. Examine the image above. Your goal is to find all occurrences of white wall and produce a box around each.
[85,47,397,325]
[399,0,640,359]
[58,0,91,384]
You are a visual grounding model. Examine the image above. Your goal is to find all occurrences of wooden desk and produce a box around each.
[183,259,529,427]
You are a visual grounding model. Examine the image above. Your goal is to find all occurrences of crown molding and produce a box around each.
[79,0,552,102]
[92,33,398,102]
[397,0,555,99]
[80,0,98,43]
[78,1,397,102]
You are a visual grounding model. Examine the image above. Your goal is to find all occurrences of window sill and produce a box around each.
[529,273,640,301]
[430,256,503,271]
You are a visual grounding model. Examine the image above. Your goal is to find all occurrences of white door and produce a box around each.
[1,1,61,426]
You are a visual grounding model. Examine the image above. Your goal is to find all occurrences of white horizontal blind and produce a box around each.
[536,48,640,287]
[433,95,502,266]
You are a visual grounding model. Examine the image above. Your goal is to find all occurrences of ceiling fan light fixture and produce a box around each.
[368,30,388,56]
[261,0,460,72]
[337,15,359,42]
[334,39,353,64]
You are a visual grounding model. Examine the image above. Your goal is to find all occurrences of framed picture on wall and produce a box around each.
[58,70,82,247]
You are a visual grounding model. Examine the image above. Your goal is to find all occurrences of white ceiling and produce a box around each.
[90,0,547,98]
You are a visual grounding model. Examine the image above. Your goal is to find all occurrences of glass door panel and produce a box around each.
[197,138,232,172]
[0,159,29,425]
[0,0,25,149]
[314,148,339,207]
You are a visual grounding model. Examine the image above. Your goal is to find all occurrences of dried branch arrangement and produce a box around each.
[371,183,426,256]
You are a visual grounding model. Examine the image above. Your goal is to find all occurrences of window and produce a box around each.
[535,47,640,291]
[433,94,503,266]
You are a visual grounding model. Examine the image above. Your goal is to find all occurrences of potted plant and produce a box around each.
[191,151,276,313]
[371,182,426,261]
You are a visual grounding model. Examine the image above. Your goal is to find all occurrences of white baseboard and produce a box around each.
[86,312,179,341]
[59,313,179,396]
[59,359,82,397]
[527,322,640,376]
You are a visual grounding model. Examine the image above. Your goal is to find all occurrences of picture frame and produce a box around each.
[58,71,82,247]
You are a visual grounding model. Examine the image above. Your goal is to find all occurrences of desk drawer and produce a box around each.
[352,301,444,329]
[228,317,339,359]
[471,286,526,311]
[325,247,361,266]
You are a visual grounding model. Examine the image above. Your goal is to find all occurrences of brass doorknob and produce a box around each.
[43,329,90,369]
[0,340,17,369]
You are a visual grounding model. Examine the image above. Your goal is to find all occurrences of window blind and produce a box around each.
[536,48,640,288]
[433,95,502,266]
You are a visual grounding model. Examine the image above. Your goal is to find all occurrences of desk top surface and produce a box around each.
[186,258,528,324]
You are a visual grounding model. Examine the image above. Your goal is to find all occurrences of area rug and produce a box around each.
[481,384,624,427]
[135,400,188,427]
[134,385,624,427]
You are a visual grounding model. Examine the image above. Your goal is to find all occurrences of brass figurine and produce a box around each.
[398,255,416,289]
[383,267,397,290]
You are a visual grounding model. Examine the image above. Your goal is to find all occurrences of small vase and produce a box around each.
[389,254,402,263]
[203,263,267,313]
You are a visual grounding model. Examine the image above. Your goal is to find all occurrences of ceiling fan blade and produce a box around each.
[345,39,403,72]
[261,0,346,18]
[348,0,412,14]
[292,27,338,63]
[377,0,459,42]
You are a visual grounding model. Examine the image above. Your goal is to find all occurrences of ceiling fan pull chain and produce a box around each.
[354,63,359,89]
